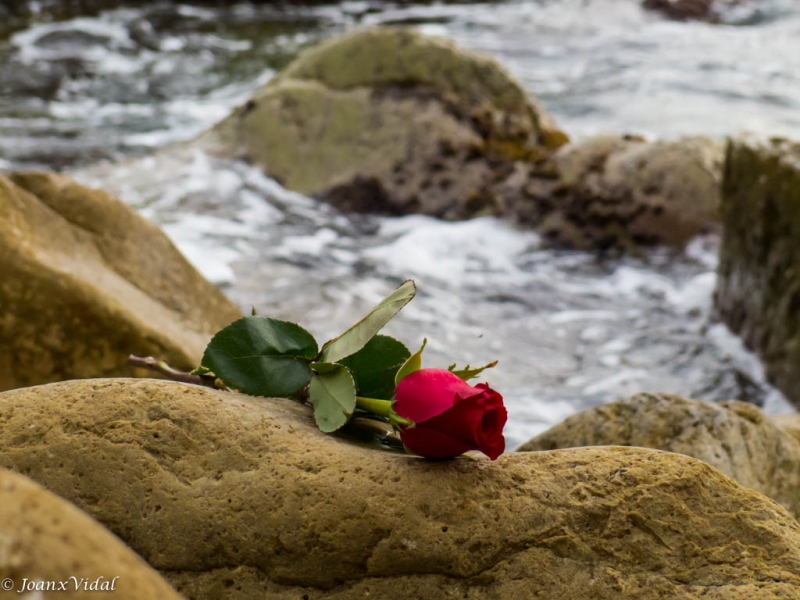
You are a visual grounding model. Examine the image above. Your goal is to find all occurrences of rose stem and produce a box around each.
[127,355,228,390]
[356,397,414,429]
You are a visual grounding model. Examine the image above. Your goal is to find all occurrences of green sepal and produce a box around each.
[394,338,427,386]
[200,316,318,398]
[191,365,214,377]
[339,335,411,400]
[447,360,498,382]
[319,280,416,364]
[308,362,357,433]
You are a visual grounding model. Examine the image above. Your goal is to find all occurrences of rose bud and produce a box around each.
[393,369,507,460]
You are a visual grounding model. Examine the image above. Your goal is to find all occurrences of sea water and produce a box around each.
[2,0,798,447]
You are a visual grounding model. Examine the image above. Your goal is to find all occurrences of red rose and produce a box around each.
[393,369,507,460]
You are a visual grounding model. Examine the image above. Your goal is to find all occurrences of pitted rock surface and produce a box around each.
[1,379,800,599]
[0,467,183,599]
[201,27,567,221]
[0,172,241,391]
[504,134,724,252]
[519,392,800,521]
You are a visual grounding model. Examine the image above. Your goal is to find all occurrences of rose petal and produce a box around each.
[394,369,483,423]
[400,424,475,459]
[419,391,507,460]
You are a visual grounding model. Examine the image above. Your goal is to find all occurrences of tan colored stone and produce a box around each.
[519,392,800,520]
[201,27,566,221]
[0,468,183,599]
[510,134,724,251]
[0,172,241,391]
[1,379,800,599]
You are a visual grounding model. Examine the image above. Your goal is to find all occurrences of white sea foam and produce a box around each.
[706,323,797,415]
[365,216,536,284]
[73,147,796,446]
[32,0,799,445]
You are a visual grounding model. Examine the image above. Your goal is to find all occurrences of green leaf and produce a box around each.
[395,338,427,386]
[320,280,416,364]
[201,317,318,398]
[308,362,357,433]
[447,360,498,381]
[339,335,411,400]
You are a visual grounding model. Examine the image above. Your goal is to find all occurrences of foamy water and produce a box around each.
[74,147,795,449]
[3,1,799,447]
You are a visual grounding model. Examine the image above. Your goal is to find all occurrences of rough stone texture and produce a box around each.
[0,172,241,391]
[0,468,183,599]
[2,379,800,599]
[519,392,800,521]
[201,27,568,221]
[504,134,724,252]
[715,136,800,409]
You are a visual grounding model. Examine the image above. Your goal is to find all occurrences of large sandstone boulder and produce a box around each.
[0,172,241,391]
[2,379,800,599]
[714,136,800,409]
[519,392,800,520]
[505,134,724,252]
[0,468,183,599]
[200,27,568,221]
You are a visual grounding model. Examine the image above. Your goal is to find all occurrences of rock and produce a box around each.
[0,468,183,599]
[715,136,800,409]
[200,27,567,221]
[643,0,767,25]
[643,0,719,21]
[0,172,241,391]
[197,29,714,253]
[519,392,800,520]
[2,379,800,599]
[506,134,724,252]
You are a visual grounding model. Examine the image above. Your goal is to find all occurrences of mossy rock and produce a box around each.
[277,27,537,123]
[201,27,567,220]
[0,172,241,391]
[2,379,800,599]
[715,135,800,409]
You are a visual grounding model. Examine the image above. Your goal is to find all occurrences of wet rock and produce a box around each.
[201,27,567,221]
[506,134,724,252]
[519,392,800,520]
[199,29,715,252]
[0,172,241,391]
[715,136,800,409]
[0,468,183,599]
[642,0,753,22]
[3,378,800,599]
[643,0,718,21]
